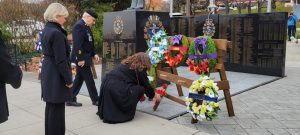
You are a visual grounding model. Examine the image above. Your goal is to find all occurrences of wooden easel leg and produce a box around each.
[191,118,198,123]
[171,67,184,96]
[223,89,235,117]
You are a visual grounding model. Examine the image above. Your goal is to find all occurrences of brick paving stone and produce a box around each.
[254,119,286,129]
[267,128,291,135]
[195,124,220,135]
[244,128,272,135]
[280,120,300,128]
[214,125,248,135]
[234,119,260,129]
[286,129,300,135]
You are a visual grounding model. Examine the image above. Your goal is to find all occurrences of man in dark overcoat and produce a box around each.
[0,30,23,124]
[67,10,100,106]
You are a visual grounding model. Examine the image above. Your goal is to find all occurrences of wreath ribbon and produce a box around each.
[188,53,217,59]
[169,46,189,51]
[188,93,218,102]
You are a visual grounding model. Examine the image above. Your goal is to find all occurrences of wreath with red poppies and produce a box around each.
[165,35,189,67]
[186,36,217,75]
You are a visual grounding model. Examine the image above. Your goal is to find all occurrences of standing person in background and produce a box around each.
[41,3,73,135]
[292,11,298,38]
[288,12,297,41]
[0,30,23,124]
[67,10,100,107]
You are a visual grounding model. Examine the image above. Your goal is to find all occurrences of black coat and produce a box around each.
[71,19,96,66]
[0,35,22,123]
[97,64,154,123]
[41,22,72,103]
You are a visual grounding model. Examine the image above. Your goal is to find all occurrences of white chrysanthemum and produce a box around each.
[206,105,213,111]
[208,92,214,97]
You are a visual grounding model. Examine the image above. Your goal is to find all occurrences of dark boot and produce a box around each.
[66,101,82,107]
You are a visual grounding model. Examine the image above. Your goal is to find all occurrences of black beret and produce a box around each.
[86,10,98,19]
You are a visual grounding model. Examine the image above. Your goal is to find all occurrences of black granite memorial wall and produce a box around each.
[102,11,170,78]
[170,12,287,77]
[102,11,287,78]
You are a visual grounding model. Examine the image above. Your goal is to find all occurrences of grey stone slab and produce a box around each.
[210,118,237,125]
[279,120,300,128]
[271,111,300,121]
[254,113,274,119]
[137,101,187,120]
[214,125,248,135]
[253,119,286,129]
[267,128,291,135]
[245,129,272,135]
[0,109,42,133]
[0,122,43,135]
[235,119,260,129]
[286,129,300,135]
[169,118,179,124]
[180,124,198,130]
[194,124,220,135]
[71,112,198,135]
[176,115,195,125]
[235,113,258,119]
[66,108,99,130]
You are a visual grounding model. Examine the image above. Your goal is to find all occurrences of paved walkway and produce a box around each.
[172,42,300,135]
[0,74,205,135]
[1,42,299,135]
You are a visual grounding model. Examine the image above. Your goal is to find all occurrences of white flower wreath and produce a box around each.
[186,75,220,121]
[147,30,169,65]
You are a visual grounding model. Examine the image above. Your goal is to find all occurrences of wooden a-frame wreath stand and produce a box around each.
[154,39,235,123]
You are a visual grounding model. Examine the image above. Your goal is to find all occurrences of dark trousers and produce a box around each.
[45,102,65,135]
[288,25,296,40]
[70,65,98,103]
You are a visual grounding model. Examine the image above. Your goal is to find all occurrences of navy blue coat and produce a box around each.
[97,64,154,123]
[71,19,96,66]
[0,35,22,123]
[41,22,72,103]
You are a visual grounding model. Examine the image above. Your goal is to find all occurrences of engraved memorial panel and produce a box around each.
[102,11,170,78]
[171,12,287,77]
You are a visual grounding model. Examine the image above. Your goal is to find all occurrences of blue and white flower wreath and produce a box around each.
[147,30,169,65]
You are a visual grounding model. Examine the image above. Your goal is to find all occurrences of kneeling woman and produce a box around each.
[97,52,160,123]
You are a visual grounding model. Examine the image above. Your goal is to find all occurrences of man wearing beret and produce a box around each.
[68,10,99,107]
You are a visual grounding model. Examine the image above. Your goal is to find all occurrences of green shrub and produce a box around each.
[92,3,113,55]
[19,41,36,54]
[0,21,12,42]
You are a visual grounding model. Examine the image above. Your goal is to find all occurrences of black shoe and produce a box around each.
[92,101,99,106]
[66,101,82,107]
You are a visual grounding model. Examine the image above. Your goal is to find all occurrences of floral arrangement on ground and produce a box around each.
[186,75,220,121]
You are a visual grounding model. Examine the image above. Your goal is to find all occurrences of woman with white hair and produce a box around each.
[41,3,73,135]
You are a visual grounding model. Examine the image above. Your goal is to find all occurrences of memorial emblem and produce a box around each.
[144,15,165,40]
[202,18,215,36]
[114,16,124,35]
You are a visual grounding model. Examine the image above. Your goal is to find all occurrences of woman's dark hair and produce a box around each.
[121,52,151,72]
